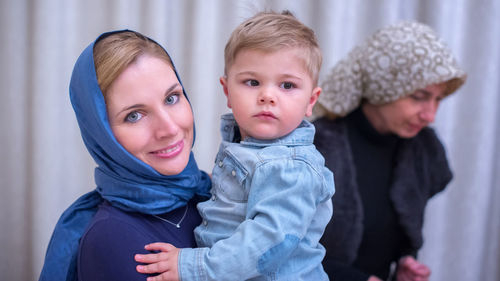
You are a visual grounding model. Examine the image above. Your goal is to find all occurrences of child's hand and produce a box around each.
[135,242,180,281]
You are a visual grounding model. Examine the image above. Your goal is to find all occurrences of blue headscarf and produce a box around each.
[39,30,211,281]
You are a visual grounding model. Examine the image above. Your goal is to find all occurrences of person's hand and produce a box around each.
[368,276,383,281]
[396,256,431,281]
[135,242,180,281]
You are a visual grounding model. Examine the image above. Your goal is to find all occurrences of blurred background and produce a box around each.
[1,0,498,280]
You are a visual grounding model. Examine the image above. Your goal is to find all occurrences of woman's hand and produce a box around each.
[135,242,180,281]
[396,256,431,281]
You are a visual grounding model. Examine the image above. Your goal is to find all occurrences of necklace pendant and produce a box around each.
[152,204,188,229]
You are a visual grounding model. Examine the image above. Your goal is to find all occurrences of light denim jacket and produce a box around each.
[179,113,335,281]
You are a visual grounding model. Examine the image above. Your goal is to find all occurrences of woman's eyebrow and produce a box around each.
[164,83,182,96]
[116,103,144,117]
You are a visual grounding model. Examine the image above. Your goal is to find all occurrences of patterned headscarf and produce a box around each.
[39,30,211,281]
[316,21,467,117]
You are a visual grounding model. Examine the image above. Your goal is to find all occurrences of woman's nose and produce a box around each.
[419,101,438,123]
[154,111,179,139]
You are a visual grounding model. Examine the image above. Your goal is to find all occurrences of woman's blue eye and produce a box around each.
[166,94,179,105]
[281,82,295,89]
[245,80,259,86]
[125,111,143,123]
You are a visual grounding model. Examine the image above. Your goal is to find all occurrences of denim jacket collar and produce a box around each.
[220,113,315,147]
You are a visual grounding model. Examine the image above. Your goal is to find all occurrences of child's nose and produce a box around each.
[258,88,276,105]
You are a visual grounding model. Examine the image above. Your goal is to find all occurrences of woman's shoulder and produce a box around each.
[313,117,347,145]
[77,201,200,280]
[81,202,151,240]
[78,202,163,259]
[411,127,448,156]
[313,117,350,164]
[77,202,157,280]
[313,116,345,134]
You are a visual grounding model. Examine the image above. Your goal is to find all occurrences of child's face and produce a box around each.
[220,48,321,140]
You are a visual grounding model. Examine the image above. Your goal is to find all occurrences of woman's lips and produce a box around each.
[150,140,184,158]
[408,123,424,132]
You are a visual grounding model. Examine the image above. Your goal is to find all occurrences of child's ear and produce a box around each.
[219,76,232,109]
[305,87,321,117]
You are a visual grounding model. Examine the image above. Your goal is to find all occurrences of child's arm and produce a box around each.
[134,243,180,281]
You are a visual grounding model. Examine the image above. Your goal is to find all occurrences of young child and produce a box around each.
[135,11,335,281]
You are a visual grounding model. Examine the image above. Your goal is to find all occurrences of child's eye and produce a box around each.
[125,111,143,123]
[165,94,180,105]
[244,80,259,87]
[281,82,295,90]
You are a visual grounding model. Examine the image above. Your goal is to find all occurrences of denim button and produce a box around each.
[203,220,207,226]
[218,160,223,167]
[211,195,216,201]
[231,170,236,176]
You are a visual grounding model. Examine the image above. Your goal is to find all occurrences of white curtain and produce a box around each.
[1,0,498,280]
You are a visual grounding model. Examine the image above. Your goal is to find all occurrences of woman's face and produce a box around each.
[105,55,194,175]
[363,83,447,138]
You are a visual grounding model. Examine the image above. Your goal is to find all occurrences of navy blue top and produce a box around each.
[77,199,202,281]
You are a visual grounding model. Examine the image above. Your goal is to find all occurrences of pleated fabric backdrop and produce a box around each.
[1,0,498,280]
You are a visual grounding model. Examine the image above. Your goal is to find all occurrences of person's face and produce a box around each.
[364,83,447,138]
[220,48,320,140]
[106,55,194,175]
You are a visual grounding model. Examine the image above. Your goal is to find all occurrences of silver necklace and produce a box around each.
[152,204,188,228]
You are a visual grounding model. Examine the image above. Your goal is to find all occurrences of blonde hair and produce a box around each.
[93,31,174,97]
[224,10,322,85]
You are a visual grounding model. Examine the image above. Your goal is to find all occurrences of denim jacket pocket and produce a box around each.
[214,154,249,202]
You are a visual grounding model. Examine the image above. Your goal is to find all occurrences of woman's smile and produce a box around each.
[150,140,184,158]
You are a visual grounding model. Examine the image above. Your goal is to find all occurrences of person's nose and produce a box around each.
[153,110,179,139]
[257,87,276,105]
[419,101,438,123]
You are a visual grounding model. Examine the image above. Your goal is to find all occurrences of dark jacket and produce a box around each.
[313,116,452,267]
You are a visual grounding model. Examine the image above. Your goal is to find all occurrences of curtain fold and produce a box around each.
[1,1,498,280]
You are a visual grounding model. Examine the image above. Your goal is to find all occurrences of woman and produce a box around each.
[313,21,466,281]
[38,30,211,281]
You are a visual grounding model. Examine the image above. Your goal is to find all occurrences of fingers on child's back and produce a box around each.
[136,251,170,263]
[137,260,171,274]
[145,242,175,252]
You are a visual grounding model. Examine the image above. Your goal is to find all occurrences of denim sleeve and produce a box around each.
[178,159,331,281]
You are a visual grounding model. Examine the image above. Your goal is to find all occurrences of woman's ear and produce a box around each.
[305,87,322,117]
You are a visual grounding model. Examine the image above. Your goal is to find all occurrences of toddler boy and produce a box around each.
[136,11,335,281]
